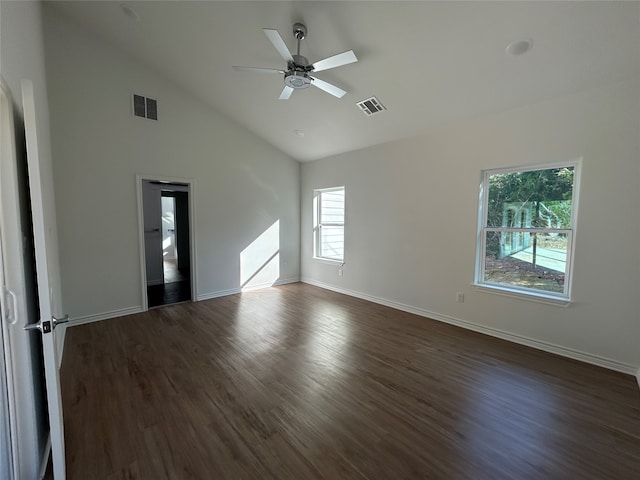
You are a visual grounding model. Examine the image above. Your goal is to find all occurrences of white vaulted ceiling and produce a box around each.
[48,1,640,162]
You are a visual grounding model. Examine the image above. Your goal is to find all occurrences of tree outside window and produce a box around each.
[477,163,579,300]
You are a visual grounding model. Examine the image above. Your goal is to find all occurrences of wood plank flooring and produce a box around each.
[146,280,191,308]
[60,283,640,479]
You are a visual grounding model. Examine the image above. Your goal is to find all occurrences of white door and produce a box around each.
[1,80,50,480]
[22,80,67,479]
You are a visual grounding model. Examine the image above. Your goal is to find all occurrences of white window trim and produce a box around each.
[313,186,345,263]
[473,284,571,307]
[474,159,582,303]
[314,257,345,266]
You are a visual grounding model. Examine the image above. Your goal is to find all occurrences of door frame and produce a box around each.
[136,174,197,311]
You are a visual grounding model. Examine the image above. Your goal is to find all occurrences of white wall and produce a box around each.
[0,1,61,477]
[42,6,300,321]
[301,78,640,373]
[0,1,64,322]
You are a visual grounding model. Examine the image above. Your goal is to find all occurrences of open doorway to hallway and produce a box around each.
[140,179,193,308]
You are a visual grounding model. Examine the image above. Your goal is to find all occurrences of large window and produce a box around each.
[476,162,580,301]
[313,186,345,262]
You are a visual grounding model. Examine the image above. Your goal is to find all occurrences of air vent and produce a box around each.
[133,94,146,118]
[357,96,386,116]
[145,98,157,120]
[132,94,158,120]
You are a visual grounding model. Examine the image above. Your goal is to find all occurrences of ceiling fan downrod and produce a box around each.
[291,23,311,72]
[286,22,312,91]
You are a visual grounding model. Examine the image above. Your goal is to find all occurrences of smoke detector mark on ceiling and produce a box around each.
[506,38,533,56]
[357,97,386,116]
[120,4,140,23]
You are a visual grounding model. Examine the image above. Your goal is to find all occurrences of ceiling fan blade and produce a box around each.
[233,66,285,74]
[279,85,294,100]
[311,50,358,73]
[263,28,294,63]
[310,77,347,98]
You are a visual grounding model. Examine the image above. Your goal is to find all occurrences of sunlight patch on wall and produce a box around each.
[241,220,280,291]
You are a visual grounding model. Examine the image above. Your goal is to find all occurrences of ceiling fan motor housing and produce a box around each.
[285,53,313,89]
[293,23,307,40]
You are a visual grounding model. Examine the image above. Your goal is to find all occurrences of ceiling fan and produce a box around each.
[233,23,358,100]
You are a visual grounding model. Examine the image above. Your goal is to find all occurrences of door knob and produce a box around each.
[24,314,69,334]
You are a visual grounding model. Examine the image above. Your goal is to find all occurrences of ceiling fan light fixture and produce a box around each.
[284,71,311,89]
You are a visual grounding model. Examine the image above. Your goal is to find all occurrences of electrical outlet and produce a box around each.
[456,292,464,303]
[338,269,343,277]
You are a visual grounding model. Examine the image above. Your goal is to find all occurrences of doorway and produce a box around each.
[139,178,194,309]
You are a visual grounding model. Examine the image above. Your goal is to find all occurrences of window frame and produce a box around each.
[474,160,581,303]
[313,186,345,264]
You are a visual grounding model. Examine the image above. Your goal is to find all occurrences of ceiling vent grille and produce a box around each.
[132,94,158,120]
[357,96,386,116]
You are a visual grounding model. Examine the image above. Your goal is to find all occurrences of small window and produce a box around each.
[475,162,580,301]
[313,186,345,262]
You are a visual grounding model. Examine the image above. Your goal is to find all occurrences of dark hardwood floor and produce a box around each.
[60,283,640,479]
[147,280,191,308]
[146,259,191,308]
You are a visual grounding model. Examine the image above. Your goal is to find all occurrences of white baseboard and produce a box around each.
[66,306,145,328]
[197,276,300,302]
[197,287,240,301]
[301,278,638,376]
[241,276,301,292]
[62,276,300,331]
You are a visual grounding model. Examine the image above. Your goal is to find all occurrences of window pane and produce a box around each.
[483,231,567,293]
[319,226,344,261]
[320,190,345,224]
[486,167,574,228]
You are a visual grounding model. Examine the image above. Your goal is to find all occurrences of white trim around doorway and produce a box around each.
[135,174,197,311]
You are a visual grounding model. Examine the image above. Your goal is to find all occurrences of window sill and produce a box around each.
[312,257,344,266]
[473,283,571,307]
